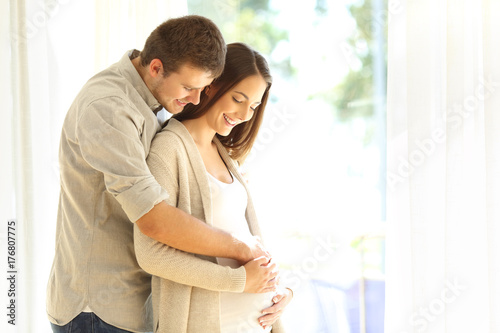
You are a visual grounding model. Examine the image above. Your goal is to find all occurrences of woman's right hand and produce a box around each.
[243,256,279,293]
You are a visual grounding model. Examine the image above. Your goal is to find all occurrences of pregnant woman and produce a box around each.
[134,43,292,333]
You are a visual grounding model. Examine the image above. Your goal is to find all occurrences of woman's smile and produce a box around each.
[223,113,238,127]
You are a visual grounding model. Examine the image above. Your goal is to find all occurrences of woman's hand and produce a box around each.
[243,257,279,293]
[258,287,293,330]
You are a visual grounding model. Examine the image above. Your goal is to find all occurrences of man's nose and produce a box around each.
[187,89,201,105]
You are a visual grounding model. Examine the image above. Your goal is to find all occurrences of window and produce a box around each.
[188,0,387,331]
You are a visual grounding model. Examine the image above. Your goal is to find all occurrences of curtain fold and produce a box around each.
[483,0,500,328]
[94,0,188,73]
[386,0,500,332]
[1,1,187,331]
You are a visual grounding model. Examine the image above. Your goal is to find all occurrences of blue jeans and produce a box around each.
[50,312,135,333]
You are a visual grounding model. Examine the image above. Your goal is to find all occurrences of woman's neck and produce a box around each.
[181,117,216,150]
[180,117,233,183]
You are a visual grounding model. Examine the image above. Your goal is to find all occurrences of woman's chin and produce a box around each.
[217,130,232,137]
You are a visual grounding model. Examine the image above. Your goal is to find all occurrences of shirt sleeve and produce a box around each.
[76,97,168,222]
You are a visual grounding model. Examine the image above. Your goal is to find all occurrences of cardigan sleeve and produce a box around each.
[133,137,246,293]
[134,225,246,292]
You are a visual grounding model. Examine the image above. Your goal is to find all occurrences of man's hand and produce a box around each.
[237,235,270,264]
[258,287,293,330]
[136,202,271,262]
[243,257,279,293]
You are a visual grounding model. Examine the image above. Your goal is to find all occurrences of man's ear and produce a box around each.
[204,85,212,96]
[205,83,220,97]
[149,59,163,78]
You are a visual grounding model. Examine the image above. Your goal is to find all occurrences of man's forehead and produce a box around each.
[174,63,214,87]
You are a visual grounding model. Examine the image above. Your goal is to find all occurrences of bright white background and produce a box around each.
[3,0,384,331]
[4,0,499,332]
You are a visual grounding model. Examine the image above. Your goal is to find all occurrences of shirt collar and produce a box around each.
[119,50,163,113]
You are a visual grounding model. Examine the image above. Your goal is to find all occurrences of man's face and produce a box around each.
[150,63,214,114]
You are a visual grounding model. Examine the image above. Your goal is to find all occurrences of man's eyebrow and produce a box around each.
[183,84,204,90]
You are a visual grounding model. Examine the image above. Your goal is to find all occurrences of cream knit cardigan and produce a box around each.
[134,118,285,333]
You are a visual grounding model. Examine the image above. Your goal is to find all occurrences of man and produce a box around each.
[47,15,276,332]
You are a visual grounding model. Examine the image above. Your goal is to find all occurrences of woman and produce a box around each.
[134,43,291,333]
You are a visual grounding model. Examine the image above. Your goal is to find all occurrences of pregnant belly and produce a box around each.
[220,290,274,333]
[218,257,274,332]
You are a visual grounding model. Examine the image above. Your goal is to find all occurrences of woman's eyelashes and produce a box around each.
[232,96,257,111]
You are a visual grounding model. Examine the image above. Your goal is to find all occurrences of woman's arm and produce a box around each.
[134,142,277,292]
[135,223,278,293]
[134,222,245,292]
[134,147,245,292]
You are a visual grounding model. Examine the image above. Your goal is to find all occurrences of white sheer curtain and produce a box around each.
[1,1,186,332]
[386,0,500,332]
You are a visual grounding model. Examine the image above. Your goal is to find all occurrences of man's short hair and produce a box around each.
[140,15,226,78]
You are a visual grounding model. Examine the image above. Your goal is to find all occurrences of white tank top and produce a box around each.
[207,171,274,333]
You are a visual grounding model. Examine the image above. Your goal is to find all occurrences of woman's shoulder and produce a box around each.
[151,119,186,148]
[148,120,189,163]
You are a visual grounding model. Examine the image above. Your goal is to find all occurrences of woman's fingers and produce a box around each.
[243,257,279,293]
[258,310,283,329]
[257,287,293,329]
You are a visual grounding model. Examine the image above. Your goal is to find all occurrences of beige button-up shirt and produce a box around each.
[46,50,168,332]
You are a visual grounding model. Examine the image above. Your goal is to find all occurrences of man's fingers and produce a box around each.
[255,256,269,265]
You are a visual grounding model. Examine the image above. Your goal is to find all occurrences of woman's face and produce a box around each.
[204,75,267,136]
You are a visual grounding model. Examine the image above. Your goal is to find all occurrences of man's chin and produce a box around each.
[166,103,184,115]
[170,108,183,115]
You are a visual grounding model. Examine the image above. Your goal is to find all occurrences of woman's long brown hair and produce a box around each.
[173,42,272,164]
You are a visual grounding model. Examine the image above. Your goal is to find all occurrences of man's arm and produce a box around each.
[76,100,266,263]
[136,201,269,264]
